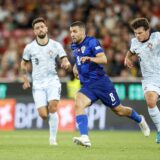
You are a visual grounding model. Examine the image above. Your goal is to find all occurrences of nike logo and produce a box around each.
[112,102,117,106]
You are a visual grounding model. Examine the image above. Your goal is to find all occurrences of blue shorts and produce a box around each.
[79,76,120,108]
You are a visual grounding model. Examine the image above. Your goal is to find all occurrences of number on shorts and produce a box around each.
[109,93,115,102]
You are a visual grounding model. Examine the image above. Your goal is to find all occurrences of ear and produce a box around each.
[81,28,85,35]
[33,29,36,35]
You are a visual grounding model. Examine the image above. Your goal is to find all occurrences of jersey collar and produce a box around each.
[36,38,49,46]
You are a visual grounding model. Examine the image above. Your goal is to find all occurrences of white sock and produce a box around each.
[148,106,160,132]
[49,112,59,140]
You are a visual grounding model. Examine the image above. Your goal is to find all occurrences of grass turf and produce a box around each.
[0,130,160,160]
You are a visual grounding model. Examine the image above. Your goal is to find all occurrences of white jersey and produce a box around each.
[22,39,66,88]
[130,31,160,84]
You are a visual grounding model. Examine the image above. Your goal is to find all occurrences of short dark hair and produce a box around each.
[32,17,46,28]
[70,21,85,29]
[130,18,150,30]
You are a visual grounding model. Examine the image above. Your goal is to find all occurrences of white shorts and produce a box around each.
[142,80,160,95]
[32,80,61,109]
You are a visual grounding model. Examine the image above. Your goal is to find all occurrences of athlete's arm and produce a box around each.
[60,56,72,71]
[20,59,31,90]
[73,64,79,79]
[124,51,135,68]
[80,52,107,64]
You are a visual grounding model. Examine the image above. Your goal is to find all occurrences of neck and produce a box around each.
[141,30,150,43]
[36,35,49,46]
[144,31,150,40]
[78,35,86,44]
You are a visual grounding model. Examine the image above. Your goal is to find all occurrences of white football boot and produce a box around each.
[73,135,91,147]
[139,115,150,137]
[49,138,58,146]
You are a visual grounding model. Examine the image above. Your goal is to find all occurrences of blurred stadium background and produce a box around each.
[0,0,159,132]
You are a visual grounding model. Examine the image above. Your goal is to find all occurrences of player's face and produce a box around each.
[134,27,150,42]
[70,26,85,44]
[33,22,48,39]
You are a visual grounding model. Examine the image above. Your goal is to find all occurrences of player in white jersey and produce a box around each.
[21,17,71,145]
[125,17,160,143]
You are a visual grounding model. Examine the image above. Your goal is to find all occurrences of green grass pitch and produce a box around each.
[0,130,160,160]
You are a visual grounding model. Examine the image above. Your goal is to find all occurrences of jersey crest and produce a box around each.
[81,46,86,54]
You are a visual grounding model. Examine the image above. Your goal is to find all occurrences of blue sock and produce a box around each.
[76,115,88,135]
[129,109,142,123]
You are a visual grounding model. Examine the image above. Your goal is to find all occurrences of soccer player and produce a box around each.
[69,21,150,147]
[21,17,71,145]
[125,17,160,144]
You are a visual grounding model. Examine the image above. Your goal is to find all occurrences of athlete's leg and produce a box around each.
[37,106,48,119]
[73,92,92,147]
[46,80,61,145]
[48,100,59,145]
[145,91,160,142]
[111,104,141,122]
[33,88,48,119]
[75,92,91,134]
[111,104,150,136]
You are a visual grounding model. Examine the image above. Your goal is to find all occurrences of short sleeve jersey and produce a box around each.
[130,31,160,82]
[71,36,106,85]
[22,39,66,83]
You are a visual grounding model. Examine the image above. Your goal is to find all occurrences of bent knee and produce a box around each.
[146,100,156,108]
[39,113,48,119]
[48,101,58,113]
[48,106,57,113]
[74,99,88,110]
[75,93,91,108]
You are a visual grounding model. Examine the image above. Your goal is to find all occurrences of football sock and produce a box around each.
[129,109,142,123]
[76,114,88,135]
[49,112,59,140]
[148,106,160,132]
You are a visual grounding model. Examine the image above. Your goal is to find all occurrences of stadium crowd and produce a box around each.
[0,0,159,82]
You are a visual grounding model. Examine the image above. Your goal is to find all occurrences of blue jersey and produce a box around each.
[71,36,120,107]
[71,36,106,85]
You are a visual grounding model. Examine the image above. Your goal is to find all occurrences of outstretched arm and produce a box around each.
[20,60,31,90]
[73,64,79,79]
[124,51,135,68]
[60,56,72,71]
[80,52,107,64]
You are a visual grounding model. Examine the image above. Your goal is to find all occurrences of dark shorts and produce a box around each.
[79,76,120,108]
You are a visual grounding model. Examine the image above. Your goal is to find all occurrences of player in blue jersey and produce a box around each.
[69,21,150,147]
[125,18,160,144]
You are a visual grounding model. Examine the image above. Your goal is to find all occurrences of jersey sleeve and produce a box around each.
[156,32,160,41]
[129,39,136,54]
[89,38,104,56]
[22,45,31,61]
[56,42,67,58]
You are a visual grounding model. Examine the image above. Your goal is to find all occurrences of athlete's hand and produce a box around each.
[61,57,72,71]
[61,61,71,70]
[73,69,79,79]
[73,65,79,79]
[22,79,31,90]
[124,57,133,68]
[81,57,92,63]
